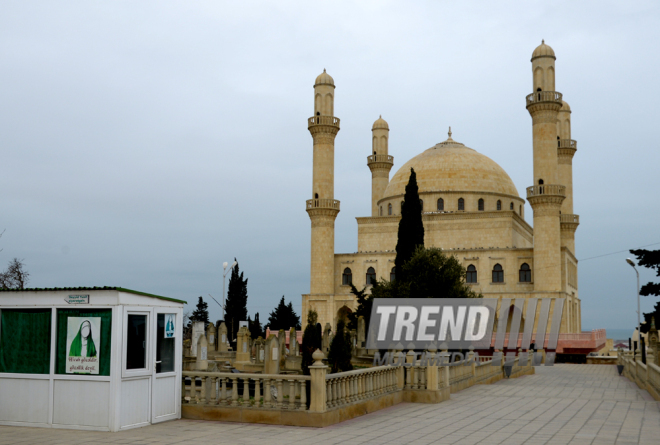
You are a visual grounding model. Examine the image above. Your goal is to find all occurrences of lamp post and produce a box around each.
[222,260,237,321]
[626,258,641,349]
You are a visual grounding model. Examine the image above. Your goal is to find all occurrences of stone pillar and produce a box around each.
[217,322,228,352]
[196,334,208,371]
[264,334,280,374]
[426,347,438,391]
[236,326,250,362]
[206,322,216,353]
[308,349,328,413]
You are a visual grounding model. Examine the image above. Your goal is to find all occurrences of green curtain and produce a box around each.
[56,309,112,376]
[0,309,52,374]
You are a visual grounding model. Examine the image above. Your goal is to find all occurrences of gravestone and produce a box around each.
[196,334,208,371]
[289,327,298,356]
[191,321,205,358]
[217,322,228,352]
[236,326,251,362]
[357,316,365,348]
[206,323,216,352]
[278,329,287,368]
[322,323,332,353]
[264,334,280,374]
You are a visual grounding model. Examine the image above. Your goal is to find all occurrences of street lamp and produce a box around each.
[222,260,237,321]
[626,258,641,349]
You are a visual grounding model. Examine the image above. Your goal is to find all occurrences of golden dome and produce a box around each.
[560,100,571,112]
[372,115,389,130]
[315,69,335,86]
[382,132,520,199]
[531,40,556,61]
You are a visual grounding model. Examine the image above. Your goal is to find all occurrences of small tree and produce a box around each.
[394,168,424,283]
[301,309,322,376]
[225,259,248,344]
[267,296,301,331]
[347,284,372,331]
[0,258,30,290]
[189,296,209,326]
[327,320,353,373]
[249,312,264,339]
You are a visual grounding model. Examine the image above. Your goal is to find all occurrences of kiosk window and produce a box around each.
[156,314,175,373]
[0,309,51,374]
[126,314,147,370]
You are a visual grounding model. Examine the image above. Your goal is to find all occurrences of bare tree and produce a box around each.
[0,258,30,290]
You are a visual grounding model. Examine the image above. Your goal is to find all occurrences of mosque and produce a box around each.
[302,41,581,335]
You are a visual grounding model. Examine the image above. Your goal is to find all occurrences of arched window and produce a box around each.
[366,267,376,285]
[379,206,382,216]
[497,200,502,211]
[458,198,464,211]
[390,267,396,282]
[519,263,531,282]
[510,202,514,210]
[342,268,352,285]
[315,193,319,199]
[538,179,544,185]
[437,198,444,211]
[519,205,522,216]
[419,199,423,211]
[466,265,477,283]
[492,264,504,283]
[478,199,484,211]
[388,203,392,215]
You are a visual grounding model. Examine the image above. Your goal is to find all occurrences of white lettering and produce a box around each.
[464,306,489,341]
[393,306,418,342]
[417,306,440,341]
[376,306,397,341]
[438,306,466,341]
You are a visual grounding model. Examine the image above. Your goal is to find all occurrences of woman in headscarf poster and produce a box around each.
[66,317,101,374]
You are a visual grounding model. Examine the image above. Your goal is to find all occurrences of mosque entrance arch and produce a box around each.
[336,305,352,328]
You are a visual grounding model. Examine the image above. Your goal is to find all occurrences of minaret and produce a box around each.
[307,69,340,298]
[367,116,393,216]
[557,101,579,254]
[526,41,565,292]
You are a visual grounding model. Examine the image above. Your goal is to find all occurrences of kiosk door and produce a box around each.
[151,310,180,423]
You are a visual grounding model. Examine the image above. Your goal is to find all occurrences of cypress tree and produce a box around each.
[190,296,210,326]
[327,320,353,373]
[395,168,424,283]
[225,259,248,346]
[301,309,322,376]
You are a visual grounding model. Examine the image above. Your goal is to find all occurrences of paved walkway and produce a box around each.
[1,365,659,445]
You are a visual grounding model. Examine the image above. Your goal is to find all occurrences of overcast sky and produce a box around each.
[1,1,659,332]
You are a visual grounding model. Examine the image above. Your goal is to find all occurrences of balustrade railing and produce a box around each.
[560,214,580,224]
[367,154,394,163]
[558,139,577,149]
[325,366,398,409]
[306,198,340,210]
[182,371,310,411]
[526,184,566,198]
[308,115,340,127]
[526,91,562,106]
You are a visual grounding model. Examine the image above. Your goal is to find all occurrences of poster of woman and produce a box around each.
[66,317,101,374]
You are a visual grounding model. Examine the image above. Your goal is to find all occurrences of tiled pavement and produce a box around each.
[1,364,659,444]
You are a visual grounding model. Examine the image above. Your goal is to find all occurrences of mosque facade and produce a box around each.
[302,41,581,335]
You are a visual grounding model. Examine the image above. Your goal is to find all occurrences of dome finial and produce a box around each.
[323,68,326,73]
[542,39,545,44]
[448,126,452,138]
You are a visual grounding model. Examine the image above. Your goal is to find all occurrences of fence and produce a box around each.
[618,350,660,401]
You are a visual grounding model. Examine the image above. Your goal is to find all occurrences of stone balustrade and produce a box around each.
[558,139,577,149]
[367,154,394,164]
[182,371,310,410]
[560,214,580,224]
[308,115,340,128]
[526,90,562,106]
[306,198,340,210]
[526,184,566,198]
[325,366,398,409]
[618,350,660,401]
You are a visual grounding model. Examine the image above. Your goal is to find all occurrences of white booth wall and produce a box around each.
[0,288,184,431]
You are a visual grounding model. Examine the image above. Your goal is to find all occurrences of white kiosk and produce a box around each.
[0,287,185,431]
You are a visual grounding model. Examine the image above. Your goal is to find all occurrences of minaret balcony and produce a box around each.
[527,184,565,198]
[526,91,563,107]
[367,154,393,164]
[558,139,577,149]
[560,214,579,224]
[306,198,340,211]
[308,115,340,129]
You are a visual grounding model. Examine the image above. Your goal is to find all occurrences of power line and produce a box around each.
[579,242,660,263]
